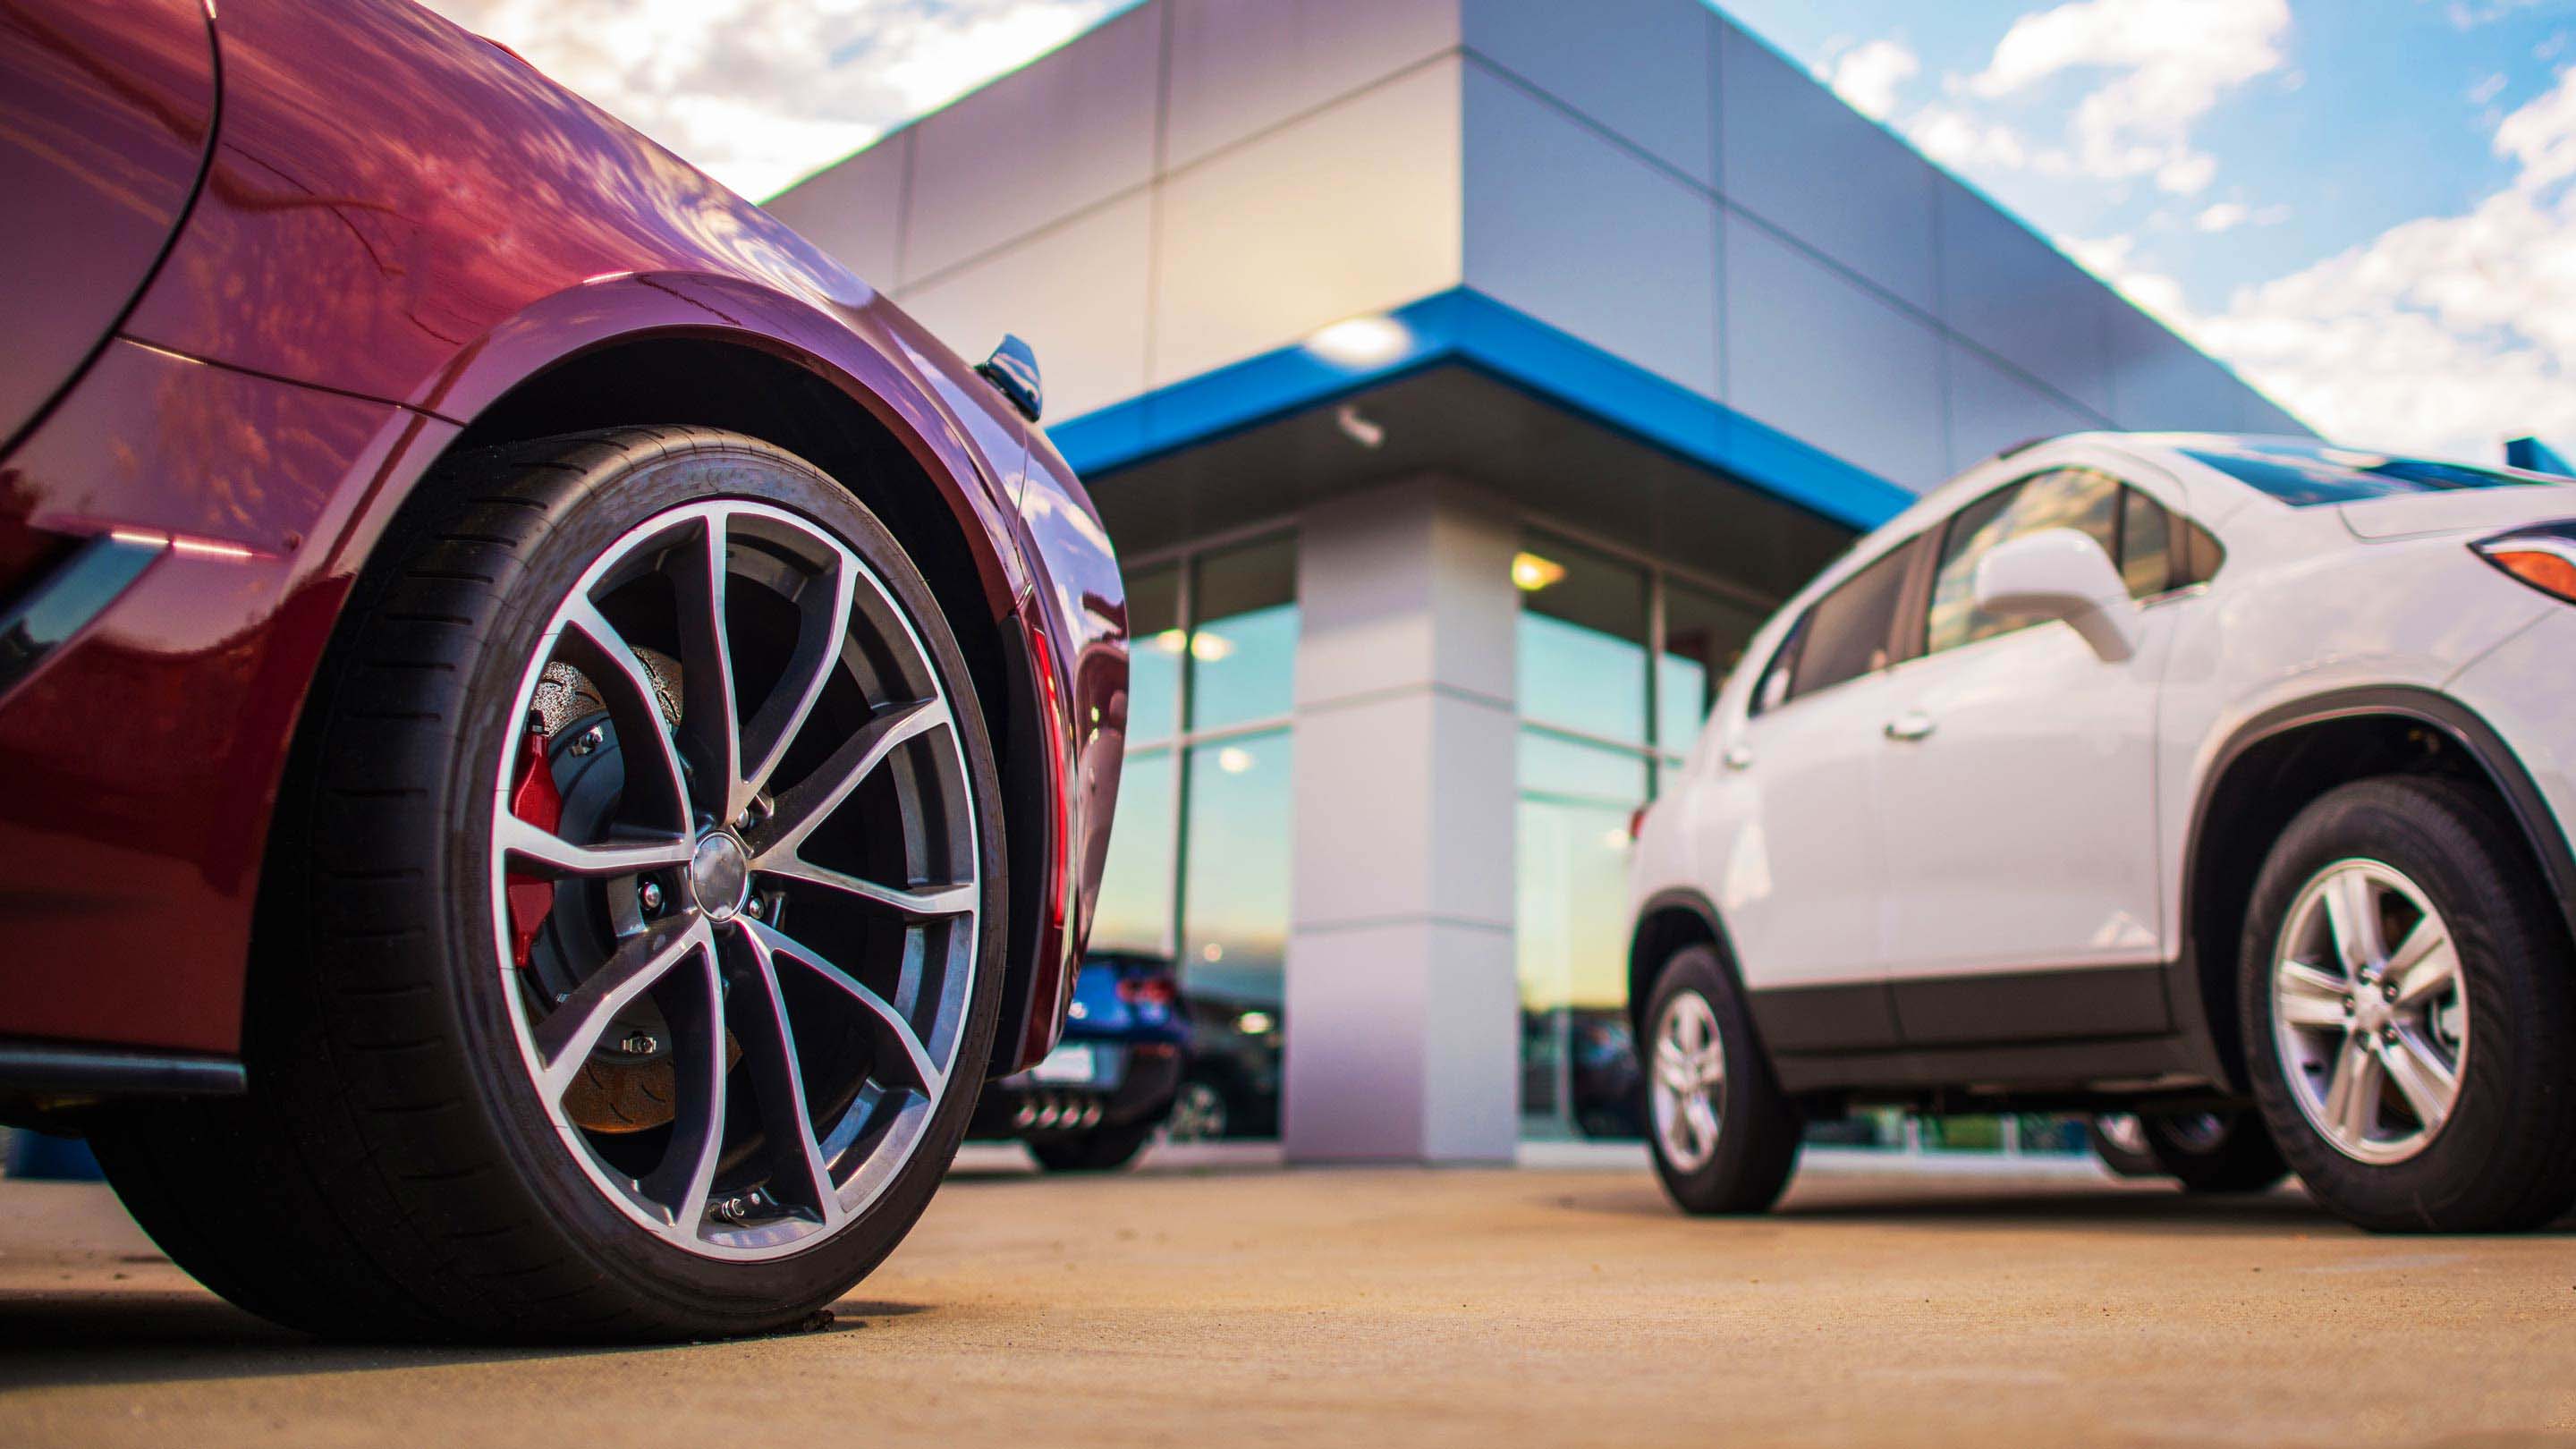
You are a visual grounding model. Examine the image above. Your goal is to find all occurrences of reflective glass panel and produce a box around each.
[1181,730,1293,1016]
[1089,746,1174,955]
[1789,536,1919,699]
[1516,731,1648,1132]
[1517,536,1648,744]
[1188,538,1297,732]
[1125,565,1181,747]
[2118,487,2173,598]
[1657,581,1765,754]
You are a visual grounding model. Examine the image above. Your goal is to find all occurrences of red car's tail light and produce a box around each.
[2474,526,2576,604]
[1117,974,1178,1006]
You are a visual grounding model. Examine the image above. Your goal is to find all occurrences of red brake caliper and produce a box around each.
[504,716,563,970]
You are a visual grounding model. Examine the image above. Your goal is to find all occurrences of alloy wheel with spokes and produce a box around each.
[492,497,981,1260]
[2270,858,2467,1165]
[1650,989,1727,1173]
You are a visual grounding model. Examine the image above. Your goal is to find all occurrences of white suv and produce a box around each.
[1626,433,2576,1233]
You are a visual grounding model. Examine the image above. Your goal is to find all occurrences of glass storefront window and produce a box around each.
[1182,731,1293,1013]
[1657,581,1764,758]
[1516,536,1648,745]
[1089,746,1174,955]
[1515,730,1647,1132]
[1189,538,1297,732]
[1096,532,1299,1139]
[1126,565,1181,748]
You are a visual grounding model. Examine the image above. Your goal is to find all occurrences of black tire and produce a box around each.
[2085,1114,2160,1178]
[1028,1120,1154,1173]
[2240,775,2576,1233]
[91,427,1007,1340]
[2141,1111,2287,1193]
[1641,945,1801,1215]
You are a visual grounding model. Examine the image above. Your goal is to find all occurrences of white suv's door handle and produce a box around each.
[1884,711,1936,742]
[1722,744,1755,771]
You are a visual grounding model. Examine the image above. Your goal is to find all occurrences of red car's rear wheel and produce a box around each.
[93,427,1004,1340]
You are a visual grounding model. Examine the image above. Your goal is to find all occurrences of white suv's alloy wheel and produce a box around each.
[2270,858,2468,1166]
[1650,989,1727,1173]
[491,499,980,1261]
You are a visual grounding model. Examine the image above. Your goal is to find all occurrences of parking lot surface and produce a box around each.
[3,1146,2572,1447]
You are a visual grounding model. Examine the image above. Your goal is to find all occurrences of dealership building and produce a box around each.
[767,0,2307,1163]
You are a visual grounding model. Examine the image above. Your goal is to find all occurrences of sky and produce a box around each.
[419,0,2576,465]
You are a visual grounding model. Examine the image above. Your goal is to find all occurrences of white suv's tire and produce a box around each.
[2241,775,2576,1233]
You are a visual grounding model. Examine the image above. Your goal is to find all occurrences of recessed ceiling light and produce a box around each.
[1512,551,1567,592]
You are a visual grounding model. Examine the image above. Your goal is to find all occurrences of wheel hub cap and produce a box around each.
[1649,990,1726,1174]
[688,833,750,920]
[2270,857,2468,1166]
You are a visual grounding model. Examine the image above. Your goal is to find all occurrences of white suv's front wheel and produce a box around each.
[2241,775,2576,1233]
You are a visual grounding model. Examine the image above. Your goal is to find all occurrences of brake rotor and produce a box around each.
[513,648,737,1135]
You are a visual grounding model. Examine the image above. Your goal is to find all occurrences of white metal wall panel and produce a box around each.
[898,191,1156,422]
[1725,211,1947,486]
[1152,58,1465,386]
[903,4,1163,284]
[1462,0,1717,188]
[1936,174,2114,418]
[1462,62,1721,399]
[1717,18,1938,318]
[1165,0,1462,172]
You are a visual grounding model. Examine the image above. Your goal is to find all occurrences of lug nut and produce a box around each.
[640,880,665,916]
[745,895,765,919]
[2382,1026,2401,1046]
[713,1195,752,1224]
[2342,996,2354,1014]
[2382,983,2399,1003]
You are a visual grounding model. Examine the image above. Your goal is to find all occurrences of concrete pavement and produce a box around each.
[3,1146,2572,1447]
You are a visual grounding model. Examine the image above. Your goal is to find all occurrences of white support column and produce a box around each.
[1284,477,1521,1163]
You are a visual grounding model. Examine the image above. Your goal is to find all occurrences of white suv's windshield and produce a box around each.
[2184,438,2568,507]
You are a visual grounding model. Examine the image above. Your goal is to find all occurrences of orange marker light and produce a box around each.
[2482,547,2576,603]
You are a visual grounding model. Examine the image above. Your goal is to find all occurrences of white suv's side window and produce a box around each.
[1750,536,1923,717]
[1923,470,2224,657]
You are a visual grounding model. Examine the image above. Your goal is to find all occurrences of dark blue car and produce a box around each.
[970,953,1187,1171]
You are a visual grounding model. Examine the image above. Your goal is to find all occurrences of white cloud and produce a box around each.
[1821,38,1920,121]
[2446,0,2553,27]
[2194,201,2250,232]
[1969,0,2289,194]
[2192,199,2291,233]
[2065,233,2192,321]
[1907,104,2033,170]
[2470,72,2510,105]
[2180,66,2576,460]
[2156,151,2217,193]
[417,0,1122,199]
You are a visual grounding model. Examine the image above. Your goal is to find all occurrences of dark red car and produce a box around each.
[0,0,1126,1340]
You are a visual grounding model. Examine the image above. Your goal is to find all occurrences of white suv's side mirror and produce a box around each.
[1972,528,2138,661]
